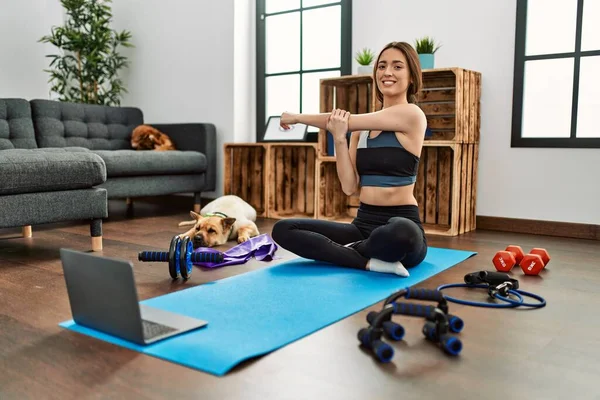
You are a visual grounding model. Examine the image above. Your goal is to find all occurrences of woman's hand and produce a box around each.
[280,112,298,130]
[327,109,350,142]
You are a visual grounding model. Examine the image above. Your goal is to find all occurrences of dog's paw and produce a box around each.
[237,234,250,244]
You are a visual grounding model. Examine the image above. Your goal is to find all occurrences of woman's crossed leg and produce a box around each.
[272,216,427,276]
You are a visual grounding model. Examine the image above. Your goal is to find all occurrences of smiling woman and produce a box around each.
[273,41,429,278]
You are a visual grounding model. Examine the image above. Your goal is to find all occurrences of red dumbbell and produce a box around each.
[492,245,525,272]
[520,248,551,275]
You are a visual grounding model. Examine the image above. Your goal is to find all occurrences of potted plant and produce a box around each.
[414,36,442,70]
[39,0,134,106]
[355,47,375,74]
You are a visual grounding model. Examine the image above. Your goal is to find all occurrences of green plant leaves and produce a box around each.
[355,47,375,66]
[414,36,442,54]
[38,0,133,106]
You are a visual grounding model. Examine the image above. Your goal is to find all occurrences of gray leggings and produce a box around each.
[271,203,428,270]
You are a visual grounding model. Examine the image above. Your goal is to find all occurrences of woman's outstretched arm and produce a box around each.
[281,103,426,135]
[281,112,330,130]
[347,103,426,134]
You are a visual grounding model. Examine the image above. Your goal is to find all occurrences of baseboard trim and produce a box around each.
[476,216,600,241]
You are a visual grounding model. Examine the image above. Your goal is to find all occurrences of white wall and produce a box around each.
[111,0,235,198]
[353,0,600,225]
[0,0,64,99]
[234,0,256,143]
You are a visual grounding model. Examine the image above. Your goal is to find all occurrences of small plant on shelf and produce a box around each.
[414,36,441,69]
[355,47,375,74]
[414,36,442,54]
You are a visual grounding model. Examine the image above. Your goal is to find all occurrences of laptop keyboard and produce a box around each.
[142,319,178,339]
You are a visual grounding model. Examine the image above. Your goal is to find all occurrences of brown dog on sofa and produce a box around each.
[131,125,176,151]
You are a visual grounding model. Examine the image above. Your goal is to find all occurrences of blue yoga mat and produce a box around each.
[60,246,476,376]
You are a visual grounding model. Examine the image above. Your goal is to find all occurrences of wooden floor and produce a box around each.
[1,196,599,400]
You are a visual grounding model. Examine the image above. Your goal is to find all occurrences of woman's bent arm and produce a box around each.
[335,134,359,196]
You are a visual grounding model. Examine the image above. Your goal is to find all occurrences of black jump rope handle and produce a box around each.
[138,251,224,263]
[464,270,520,289]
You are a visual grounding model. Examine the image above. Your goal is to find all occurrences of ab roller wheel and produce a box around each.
[138,235,225,280]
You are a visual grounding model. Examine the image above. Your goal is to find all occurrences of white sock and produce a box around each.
[367,258,410,277]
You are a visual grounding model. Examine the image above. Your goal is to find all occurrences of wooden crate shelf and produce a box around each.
[318,75,377,158]
[314,142,478,236]
[222,67,480,236]
[318,68,481,157]
[267,143,317,219]
[223,143,268,218]
[315,159,357,223]
[420,68,481,143]
[223,142,317,220]
[415,142,478,236]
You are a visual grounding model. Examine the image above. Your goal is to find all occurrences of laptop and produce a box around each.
[60,248,208,345]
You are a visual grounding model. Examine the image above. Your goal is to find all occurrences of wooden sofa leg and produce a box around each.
[194,192,202,213]
[22,225,32,238]
[90,219,103,252]
[92,236,103,252]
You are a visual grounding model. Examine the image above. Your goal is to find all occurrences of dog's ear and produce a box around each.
[221,217,236,231]
[190,211,202,221]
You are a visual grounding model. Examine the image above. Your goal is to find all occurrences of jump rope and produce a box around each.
[357,270,546,363]
[437,270,546,309]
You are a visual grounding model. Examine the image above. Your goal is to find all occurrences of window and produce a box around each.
[255,0,352,142]
[511,0,600,148]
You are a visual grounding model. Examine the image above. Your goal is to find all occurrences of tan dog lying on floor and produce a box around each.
[178,195,260,248]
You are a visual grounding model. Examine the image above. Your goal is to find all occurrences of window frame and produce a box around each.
[255,0,353,142]
[511,0,600,148]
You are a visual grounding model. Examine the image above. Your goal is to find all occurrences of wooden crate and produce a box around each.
[312,69,481,236]
[315,159,354,222]
[318,75,378,158]
[316,143,478,236]
[317,68,482,150]
[414,142,478,236]
[223,143,268,217]
[266,143,317,219]
[419,68,481,143]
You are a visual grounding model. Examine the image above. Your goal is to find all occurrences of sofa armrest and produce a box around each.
[150,123,217,192]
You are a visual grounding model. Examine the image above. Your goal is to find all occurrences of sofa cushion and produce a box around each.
[0,99,38,150]
[0,148,107,195]
[92,150,207,178]
[30,99,143,150]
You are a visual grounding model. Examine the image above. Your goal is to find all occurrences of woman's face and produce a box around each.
[376,47,411,101]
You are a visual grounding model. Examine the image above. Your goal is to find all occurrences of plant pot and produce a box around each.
[357,65,372,74]
[419,53,435,69]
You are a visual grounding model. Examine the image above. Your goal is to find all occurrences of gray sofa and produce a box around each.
[0,98,217,251]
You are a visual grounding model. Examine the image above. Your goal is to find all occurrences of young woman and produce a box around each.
[272,41,428,277]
